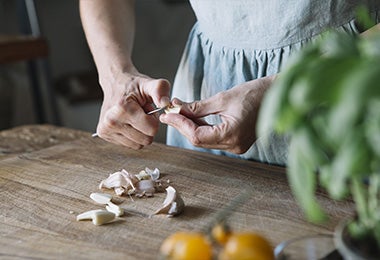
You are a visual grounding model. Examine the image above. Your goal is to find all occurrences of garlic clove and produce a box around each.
[76,209,104,221]
[90,192,112,204]
[106,202,124,217]
[154,186,185,216]
[76,209,115,225]
[91,210,116,225]
[165,104,182,114]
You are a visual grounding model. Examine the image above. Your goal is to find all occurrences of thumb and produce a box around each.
[179,94,223,118]
[143,78,171,107]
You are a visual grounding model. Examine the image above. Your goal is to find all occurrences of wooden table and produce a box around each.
[0,125,354,259]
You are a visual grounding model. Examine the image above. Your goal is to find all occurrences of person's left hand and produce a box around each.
[160,76,275,154]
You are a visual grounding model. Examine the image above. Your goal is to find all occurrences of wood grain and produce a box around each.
[0,127,355,259]
[0,124,89,158]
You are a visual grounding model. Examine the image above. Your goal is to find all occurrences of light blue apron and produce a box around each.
[167,0,380,166]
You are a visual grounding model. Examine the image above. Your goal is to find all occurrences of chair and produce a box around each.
[0,0,60,124]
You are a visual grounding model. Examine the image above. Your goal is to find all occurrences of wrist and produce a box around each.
[98,59,137,85]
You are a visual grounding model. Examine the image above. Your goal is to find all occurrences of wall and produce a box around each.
[0,0,195,143]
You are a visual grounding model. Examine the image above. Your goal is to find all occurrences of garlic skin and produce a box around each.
[154,186,185,217]
[135,167,160,181]
[135,179,156,197]
[145,167,160,181]
[99,169,139,196]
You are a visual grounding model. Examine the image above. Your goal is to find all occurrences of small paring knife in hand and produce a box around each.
[147,106,168,115]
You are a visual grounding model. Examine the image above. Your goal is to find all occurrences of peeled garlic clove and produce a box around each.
[90,192,112,204]
[154,186,184,216]
[76,209,104,221]
[91,210,116,225]
[76,209,115,225]
[165,104,181,114]
[106,202,124,217]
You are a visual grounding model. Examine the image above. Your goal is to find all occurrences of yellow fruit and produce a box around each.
[219,232,274,260]
[211,223,232,245]
[160,232,212,260]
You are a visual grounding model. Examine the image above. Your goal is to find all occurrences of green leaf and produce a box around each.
[351,177,370,224]
[257,45,320,136]
[328,130,372,199]
[287,127,327,223]
[365,99,380,157]
[320,31,359,58]
[328,61,380,142]
[300,56,359,105]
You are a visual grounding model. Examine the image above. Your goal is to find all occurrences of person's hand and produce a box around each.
[97,70,171,149]
[160,76,274,154]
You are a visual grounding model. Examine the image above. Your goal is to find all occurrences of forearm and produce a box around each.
[79,0,136,81]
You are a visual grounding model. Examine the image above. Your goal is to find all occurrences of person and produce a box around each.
[79,0,380,166]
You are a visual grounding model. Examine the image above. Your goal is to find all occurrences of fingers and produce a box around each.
[160,113,233,151]
[143,78,171,108]
[160,95,254,154]
[100,130,146,150]
[97,72,172,150]
[97,100,158,149]
[175,93,224,119]
[97,116,155,150]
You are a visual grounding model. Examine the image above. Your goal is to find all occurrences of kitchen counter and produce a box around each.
[0,125,354,259]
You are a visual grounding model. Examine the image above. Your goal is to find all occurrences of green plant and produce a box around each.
[257,27,380,248]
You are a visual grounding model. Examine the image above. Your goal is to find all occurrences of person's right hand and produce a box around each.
[96,70,171,150]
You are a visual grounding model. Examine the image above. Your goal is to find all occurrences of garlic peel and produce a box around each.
[135,179,155,197]
[145,167,160,180]
[99,169,139,195]
[154,186,185,216]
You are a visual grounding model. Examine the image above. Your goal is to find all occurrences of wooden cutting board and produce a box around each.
[0,135,354,259]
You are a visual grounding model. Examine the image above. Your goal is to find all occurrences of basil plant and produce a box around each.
[258,30,380,246]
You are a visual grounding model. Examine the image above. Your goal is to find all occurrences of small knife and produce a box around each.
[147,106,168,115]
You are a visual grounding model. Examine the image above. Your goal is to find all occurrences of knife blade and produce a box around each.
[147,106,168,115]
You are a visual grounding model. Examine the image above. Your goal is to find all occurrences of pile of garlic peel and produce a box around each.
[99,168,160,196]
[76,167,185,226]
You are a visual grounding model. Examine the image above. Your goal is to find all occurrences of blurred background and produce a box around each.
[0,0,195,143]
